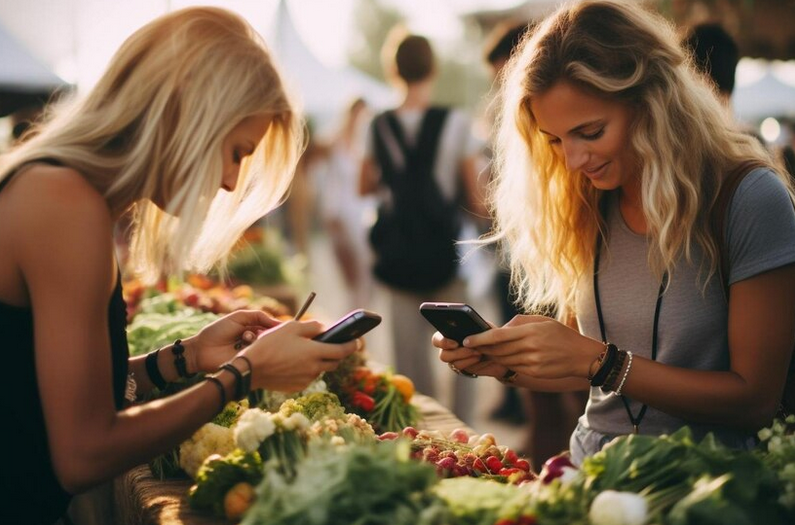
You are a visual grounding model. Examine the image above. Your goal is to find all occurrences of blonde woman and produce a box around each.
[0,8,356,524]
[436,0,795,466]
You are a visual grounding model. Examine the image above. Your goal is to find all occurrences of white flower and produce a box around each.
[234,408,275,452]
[589,490,648,525]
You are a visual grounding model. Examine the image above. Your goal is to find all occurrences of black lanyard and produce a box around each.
[593,234,667,433]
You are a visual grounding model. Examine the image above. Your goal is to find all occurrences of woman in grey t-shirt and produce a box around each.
[435,0,795,465]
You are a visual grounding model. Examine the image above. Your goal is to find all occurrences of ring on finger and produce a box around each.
[448,362,478,379]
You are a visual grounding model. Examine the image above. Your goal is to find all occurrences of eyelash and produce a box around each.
[547,128,605,145]
[582,128,605,140]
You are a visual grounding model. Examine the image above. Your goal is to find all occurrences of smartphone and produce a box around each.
[312,309,382,344]
[419,302,491,345]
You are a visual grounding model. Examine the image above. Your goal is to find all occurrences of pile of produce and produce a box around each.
[379,427,535,485]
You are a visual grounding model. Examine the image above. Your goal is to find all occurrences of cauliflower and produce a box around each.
[179,423,235,479]
[279,392,345,422]
[234,408,275,452]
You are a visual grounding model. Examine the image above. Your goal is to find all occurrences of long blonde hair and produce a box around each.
[0,7,303,282]
[491,0,792,316]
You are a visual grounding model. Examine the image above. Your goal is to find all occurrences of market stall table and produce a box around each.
[114,393,472,525]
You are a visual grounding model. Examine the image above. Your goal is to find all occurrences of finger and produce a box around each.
[282,320,324,338]
[475,339,530,357]
[439,347,479,363]
[314,340,358,360]
[462,325,528,348]
[453,356,484,370]
[230,309,280,328]
[505,314,551,327]
[432,332,460,349]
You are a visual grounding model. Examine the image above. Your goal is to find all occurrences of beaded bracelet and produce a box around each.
[172,339,196,379]
[613,351,633,397]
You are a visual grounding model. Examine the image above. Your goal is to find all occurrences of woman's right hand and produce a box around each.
[433,331,508,379]
[240,319,358,392]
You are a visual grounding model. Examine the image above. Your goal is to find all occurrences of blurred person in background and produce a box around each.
[483,20,587,469]
[315,97,375,310]
[0,8,358,524]
[437,0,795,466]
[360,28,486,425]
[683,22,739,109]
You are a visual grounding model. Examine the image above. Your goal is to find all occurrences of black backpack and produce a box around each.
[369,107,462,292]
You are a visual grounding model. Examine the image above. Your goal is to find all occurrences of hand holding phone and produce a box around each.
[313,309,382,344]
[419,302,491,345]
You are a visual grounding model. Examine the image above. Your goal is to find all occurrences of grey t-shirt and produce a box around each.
[571,168,795,464]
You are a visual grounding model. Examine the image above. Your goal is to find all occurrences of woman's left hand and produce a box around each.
[463,315,602,380]
[187,309,280,373]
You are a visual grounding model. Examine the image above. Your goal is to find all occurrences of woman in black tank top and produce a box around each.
[0,9,357,524]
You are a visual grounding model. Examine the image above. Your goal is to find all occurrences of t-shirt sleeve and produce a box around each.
[726,167,795,284]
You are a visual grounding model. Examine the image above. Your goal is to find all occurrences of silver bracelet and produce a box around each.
[613,351,633,397]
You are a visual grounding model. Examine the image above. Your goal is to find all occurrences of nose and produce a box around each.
[561,140,589,172]
[222,167,239,192]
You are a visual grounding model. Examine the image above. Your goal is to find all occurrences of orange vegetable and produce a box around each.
[223,481,256,520]
[391,374,415,402]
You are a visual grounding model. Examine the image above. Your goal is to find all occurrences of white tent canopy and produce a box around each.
[733,69,795,122]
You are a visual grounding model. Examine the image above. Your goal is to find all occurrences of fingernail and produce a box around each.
[462,338,470,347]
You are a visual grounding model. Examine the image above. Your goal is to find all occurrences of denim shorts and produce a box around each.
[569,421,620,467]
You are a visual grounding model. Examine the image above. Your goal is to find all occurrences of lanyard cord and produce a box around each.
[593,234,667,433]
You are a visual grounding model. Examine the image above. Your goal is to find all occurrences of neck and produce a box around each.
[400,80,433,110]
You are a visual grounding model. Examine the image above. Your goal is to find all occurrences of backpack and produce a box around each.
[369,107,461,292]
[711,160,795,418]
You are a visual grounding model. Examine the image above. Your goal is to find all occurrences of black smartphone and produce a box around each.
[312,309,382,344]
[419,302,491,345]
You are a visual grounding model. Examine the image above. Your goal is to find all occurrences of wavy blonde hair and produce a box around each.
[490,0,792,317]
[0,7,303,282]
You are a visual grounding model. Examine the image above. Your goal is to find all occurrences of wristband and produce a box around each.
[145,348,167,390]
[220,363,250,401]
[590,343,618,387]
[172,339,195,379]
[205,375,227,413]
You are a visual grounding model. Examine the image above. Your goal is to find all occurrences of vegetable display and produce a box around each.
[125,278,795,525]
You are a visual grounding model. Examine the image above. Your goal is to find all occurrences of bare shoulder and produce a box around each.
[5,164,113,236]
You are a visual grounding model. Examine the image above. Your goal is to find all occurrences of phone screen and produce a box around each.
[419,302,491,345]
[312,309,382,344]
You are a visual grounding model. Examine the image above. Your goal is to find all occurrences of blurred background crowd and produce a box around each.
[3,0,795,469]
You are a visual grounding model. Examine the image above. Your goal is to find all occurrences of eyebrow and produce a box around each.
[539,119,605,137]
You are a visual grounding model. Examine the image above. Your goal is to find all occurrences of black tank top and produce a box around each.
[0,161,131,524]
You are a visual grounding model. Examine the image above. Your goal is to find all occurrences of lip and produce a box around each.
[582,162,609,180]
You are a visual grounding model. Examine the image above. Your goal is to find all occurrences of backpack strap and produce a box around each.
[711,160,768,297]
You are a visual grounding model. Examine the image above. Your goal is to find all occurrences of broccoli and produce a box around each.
[278,392,346,422]
[188,449,264,517]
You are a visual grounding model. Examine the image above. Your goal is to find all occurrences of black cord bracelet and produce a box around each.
[172,339,196,379]
[590,343,618,387]
[205,375,226,413]
[220,363,247,401]
[233,355,253,396]
[145,348,168,390]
